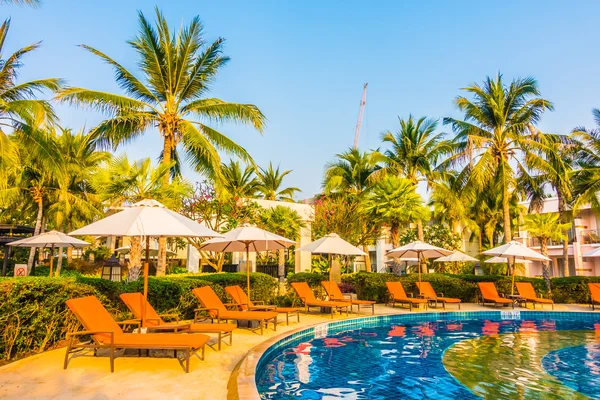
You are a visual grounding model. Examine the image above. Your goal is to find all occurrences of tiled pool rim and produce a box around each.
[232,310,600,399]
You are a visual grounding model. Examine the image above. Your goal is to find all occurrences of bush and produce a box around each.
[286,272,329,299]
[551,276,600,303]
[183,272,277,304]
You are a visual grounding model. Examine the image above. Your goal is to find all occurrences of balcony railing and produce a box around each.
[528,228,575,247]
[580,229,600,245]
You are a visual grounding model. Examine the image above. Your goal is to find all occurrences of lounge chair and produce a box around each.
[290,282,350,318]
[589,283,600,310]
[478,282,514,308]
[321,281,376,314]
[65,296,209,373]
[192,286,278,335]
[514,283,554,310]
[120,292,235,350]
[385,281,428,311]
[416,281,461,310]
[224,285,301,325]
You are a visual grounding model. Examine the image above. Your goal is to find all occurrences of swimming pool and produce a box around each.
[255,312,600,399]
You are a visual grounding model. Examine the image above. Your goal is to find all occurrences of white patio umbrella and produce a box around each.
[434,250,479,273]
[482,241,550,295]
[70,199,221,325]
[115,245,177,258]
[8,230,89,276]
[387,241,452,289]
[199,224,295,299]
[583,248,600,257]
[484,256,532,264]
[296,233,366,282]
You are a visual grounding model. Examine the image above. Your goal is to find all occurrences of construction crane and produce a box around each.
[353,83,368,149]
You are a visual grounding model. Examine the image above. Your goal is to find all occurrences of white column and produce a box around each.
[295,223,312,273]
[376,236,386,273]
[186,244,200,273]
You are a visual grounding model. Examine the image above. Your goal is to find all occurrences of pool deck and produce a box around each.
[0,302,594,400]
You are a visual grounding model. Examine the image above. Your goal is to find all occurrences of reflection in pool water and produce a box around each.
[256,316,600,399]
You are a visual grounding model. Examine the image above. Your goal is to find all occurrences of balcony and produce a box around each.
[528,228,575,247]
[580,229,600,245]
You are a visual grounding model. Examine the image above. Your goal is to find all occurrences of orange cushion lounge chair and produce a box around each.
[385,281,427,311]
[515,282,554,310]
[589,283,600,311]
[290,282,350,318]
[120,292,235,350]
[65,296,209,373]
[415,282,461,310]
[321,281,376,315]
[192,286,278,335]
[224,285,301,325]
[478,282,514,308]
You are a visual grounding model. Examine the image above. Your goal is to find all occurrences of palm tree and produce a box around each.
[443,74,553,244]
[56,8,265,271]
[221,160,259,199]
[363,176,427,248]
[323,148,381,270]
[256,162,300,201]
[257,205,305,280]
[428,171,468,234]
[0,18,62,180]
[379,115,450,240]
[0,0,41,6]
[572,109,600,211]
[523,213,570,291]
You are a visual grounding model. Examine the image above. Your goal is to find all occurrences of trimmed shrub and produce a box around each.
[551,276,600,303]
[183,272,278,304]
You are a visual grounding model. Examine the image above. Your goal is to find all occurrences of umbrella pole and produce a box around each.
[49,245,54,277]
[142,237,150,328]
[511,256,516,296]
[329,253,332,282]
[246,243,251,300]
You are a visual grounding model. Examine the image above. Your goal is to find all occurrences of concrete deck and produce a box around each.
[0,303,594,400]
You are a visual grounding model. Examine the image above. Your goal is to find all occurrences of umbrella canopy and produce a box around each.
[484,256,532,264]
[583,247,600,258]
[297,233,366,281]
[434,251,478,263]
[482,241,549,295]
[115,245,176,257]
[200,224,295,298]
[70,199,221,326]
[387,241,452,288]
[8,230,90,276]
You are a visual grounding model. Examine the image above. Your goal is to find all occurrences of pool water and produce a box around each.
[256,314,600,399]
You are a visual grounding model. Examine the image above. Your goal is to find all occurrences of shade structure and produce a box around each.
[199,224,295,299]
[70,199,221,326]
[484,256,532,264]
[387,241,452,290]
[583,248,600,258]
[434,250,479,274]
[482,241,550,295]
[8,230,89,276]
[297,233,366,281]
[115,245,176,257]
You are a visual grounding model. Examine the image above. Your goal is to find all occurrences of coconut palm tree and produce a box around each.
[221,160,259,199]
[363,175,427,248]
[572,109,600,211]
[428,171,468,234]
[56,8,265,271]
[443,74,553,244]
[523,213,570,291]
[256,162,300,201]
[0,18,62,180]
[0,0,40,6]
[379,115,451,240]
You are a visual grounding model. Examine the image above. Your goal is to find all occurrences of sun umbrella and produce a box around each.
[387,241,452,290]
[482,241,550,295]
[199,224,295,299]
[583,248,600,257]
[296,233,366,282]
[8,230,89,276]
[434,250,478,273]
[484,256,532,264]
[70,199,221,325]
[115,245,177,257]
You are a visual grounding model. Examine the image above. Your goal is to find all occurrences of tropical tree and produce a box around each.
[256,162,300,201]
[443,74,553,245]
[322,148,381,270]
[572,109,600,211]
[0,0,40,6]
[221,160,259,199]
[0,18,62,183]
[363,175,427,248]
[256,205,305,280]
[523,213,570,291]
[379,115,450,240]
[428,171,468,234]
[56,8,265,272]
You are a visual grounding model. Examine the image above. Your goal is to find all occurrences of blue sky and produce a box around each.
[4,1,600,199]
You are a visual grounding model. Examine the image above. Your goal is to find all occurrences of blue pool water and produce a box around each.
[256,312,600,399]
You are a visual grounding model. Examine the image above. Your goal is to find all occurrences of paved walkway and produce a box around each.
[0,303,593,400]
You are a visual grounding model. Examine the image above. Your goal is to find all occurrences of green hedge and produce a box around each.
[551,276,600,303]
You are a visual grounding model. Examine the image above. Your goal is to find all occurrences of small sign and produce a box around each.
[14,264,28,277]
[314,323,328,339]
[501,310,521,320]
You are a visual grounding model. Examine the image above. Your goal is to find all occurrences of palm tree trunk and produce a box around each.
[156,135,174,276]
[55,246,64,276]
[130,237,142,270]
[67,222,73,264]
[540,238,551,292]
[502,178,512,243]
[27,199,43,271]
[416,220,426,274]
[557,193,569,277]
[363,245,371,272]
[277,248,285,282]
[390,223,400,248]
